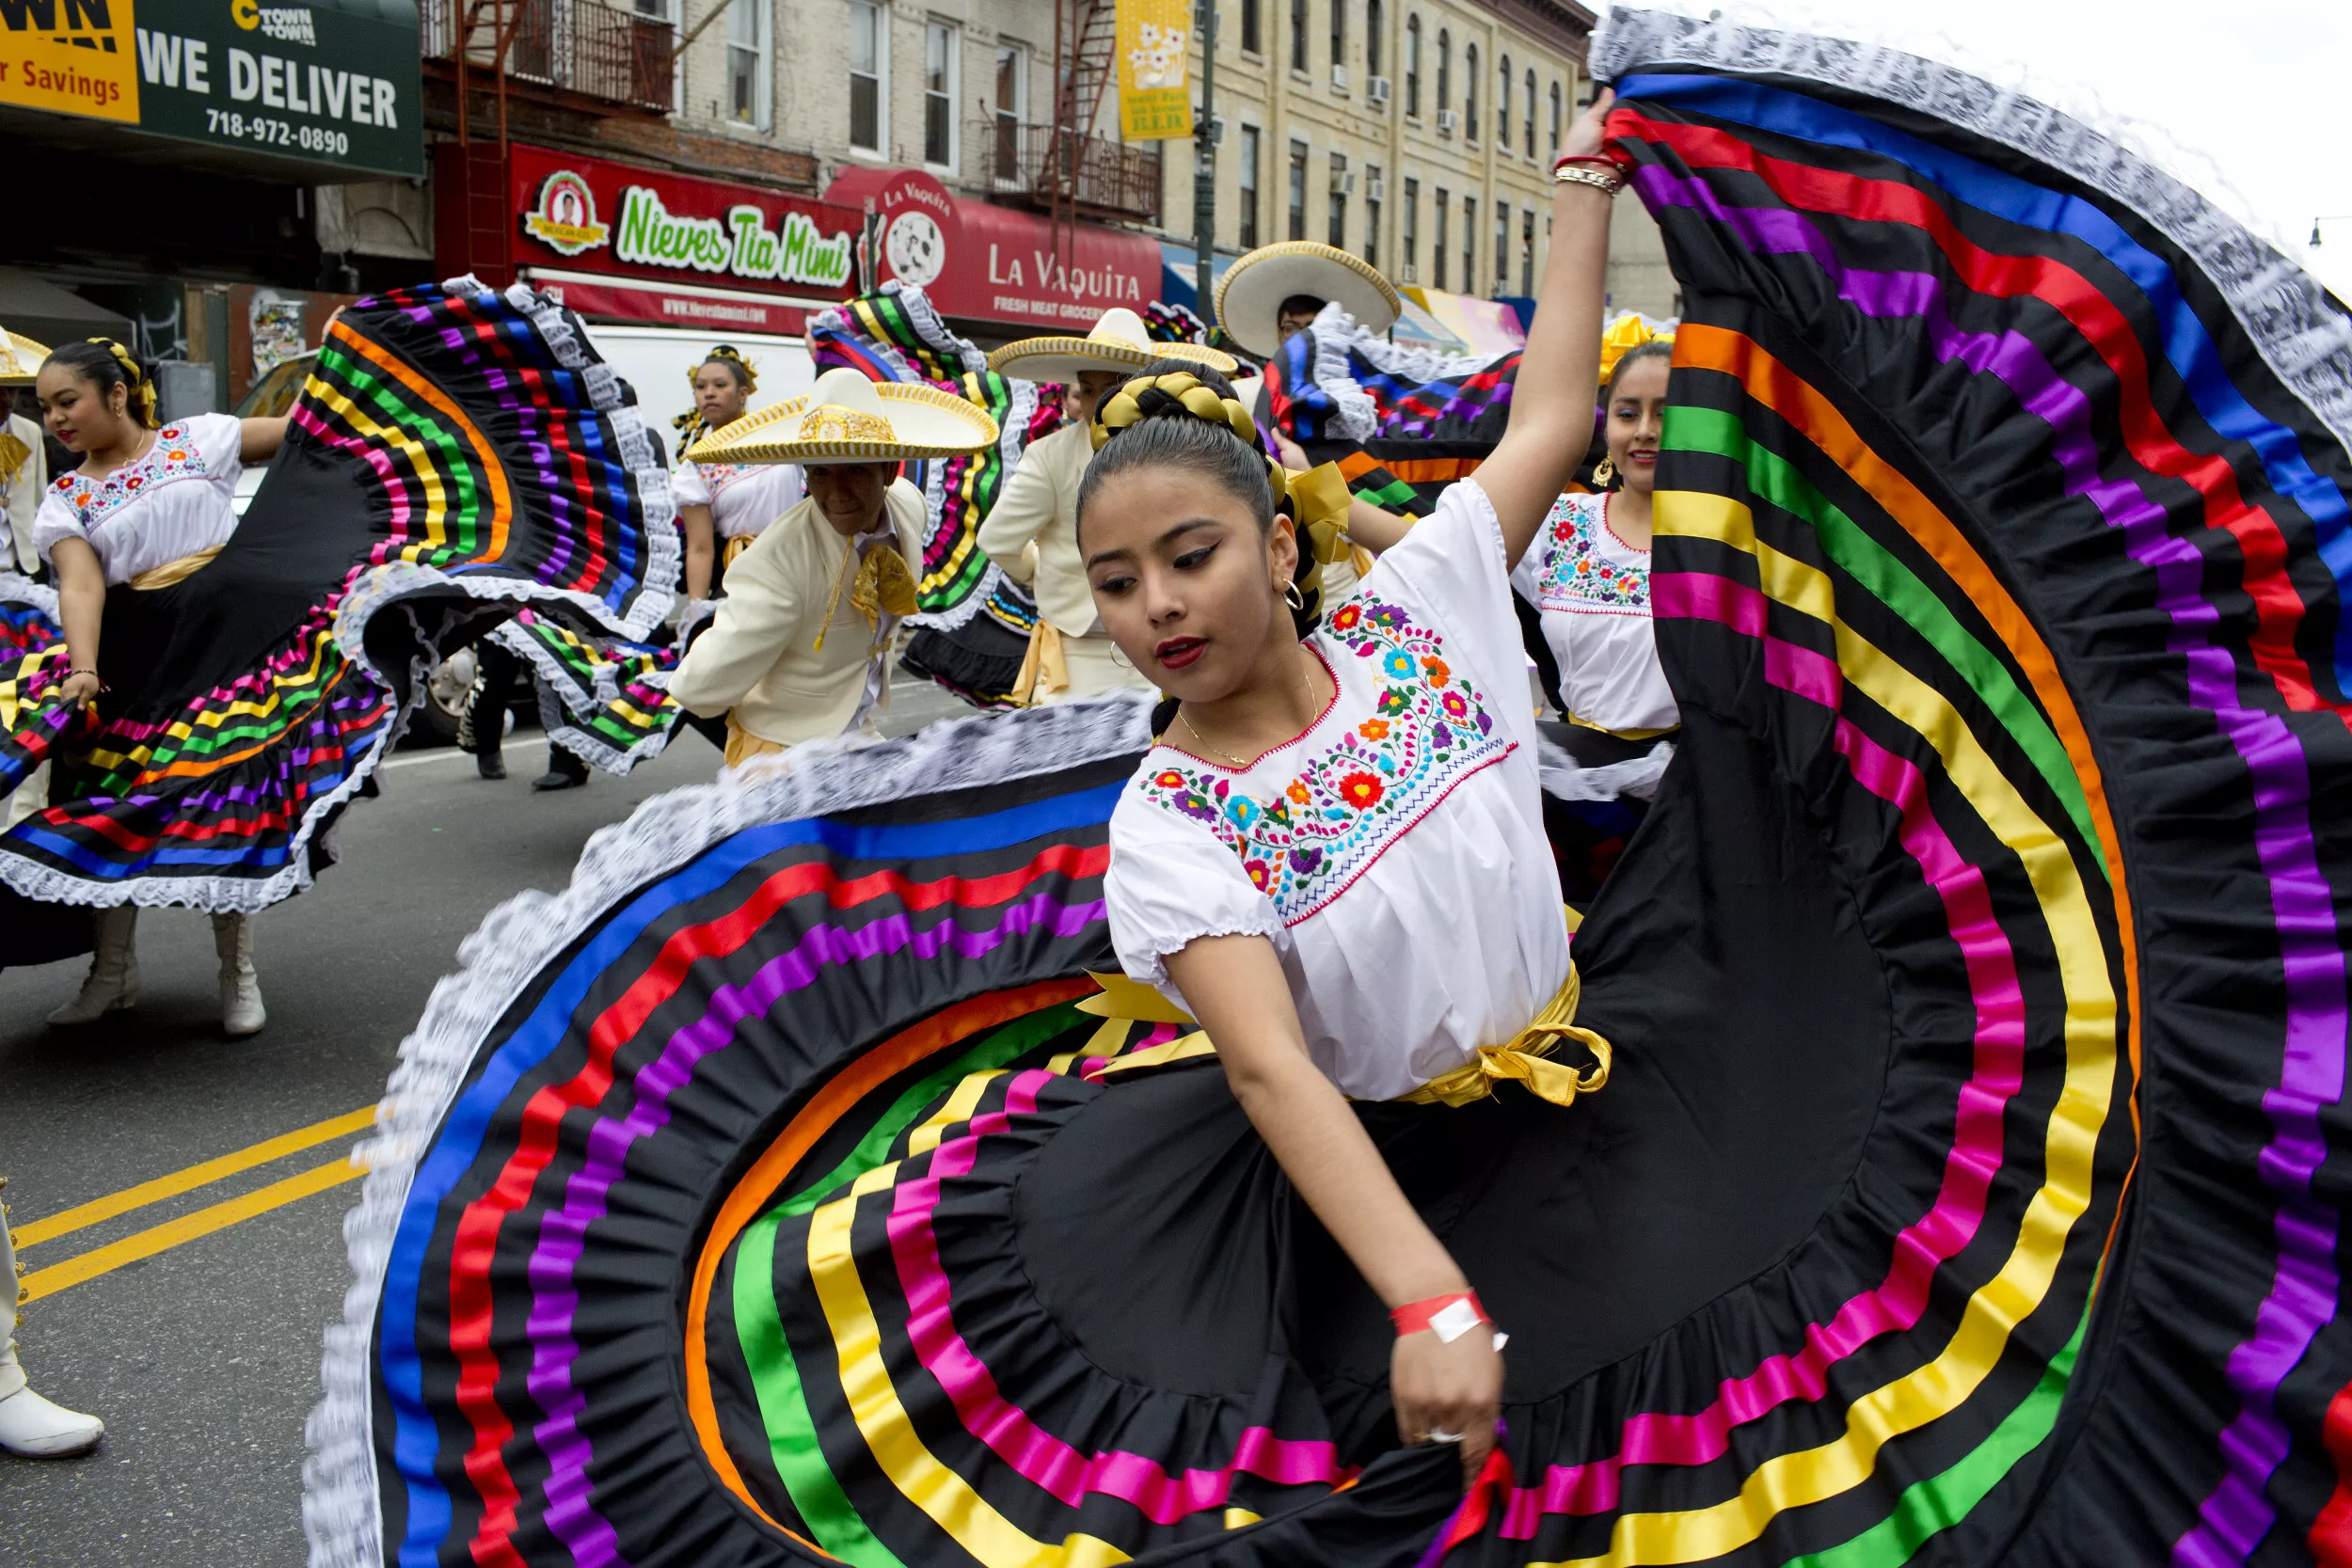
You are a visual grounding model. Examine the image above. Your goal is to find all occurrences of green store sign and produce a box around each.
[0,0,422,176]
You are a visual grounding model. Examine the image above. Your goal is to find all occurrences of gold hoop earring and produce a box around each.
[1593,454,1616,488]
[1108,641,1135,671]
[1283,578,1307,611]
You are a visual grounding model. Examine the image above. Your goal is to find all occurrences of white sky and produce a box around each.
[1629,1,2352,301]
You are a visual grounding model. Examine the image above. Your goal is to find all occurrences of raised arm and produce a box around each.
[1164,935,1502,1487]
[1475,88,1617,569]
[240,417,290,464]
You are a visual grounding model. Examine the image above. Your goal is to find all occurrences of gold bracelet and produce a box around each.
[1553,166,1622,196]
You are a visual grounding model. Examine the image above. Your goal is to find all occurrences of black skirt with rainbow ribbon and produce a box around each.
[303,18,2352,1568]
[0,278,676,925]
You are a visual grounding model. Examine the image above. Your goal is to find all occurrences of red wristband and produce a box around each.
[1390,1291,1492,1343]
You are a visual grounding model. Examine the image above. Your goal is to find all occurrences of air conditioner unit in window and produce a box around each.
[1330,64,1348,90]
[1367,176,1386,203]
[1367,76,1391,104]
[1437,109,1458,134]
[1402,264,1419,284]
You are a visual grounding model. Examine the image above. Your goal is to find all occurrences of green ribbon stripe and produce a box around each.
[1664,404,2103,868]
[320,349,485,561]
[734,1003,1100,1566]
[1789,1307,2086,1568]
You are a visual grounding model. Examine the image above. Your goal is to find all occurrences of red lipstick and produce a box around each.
[1154,636,1206,671]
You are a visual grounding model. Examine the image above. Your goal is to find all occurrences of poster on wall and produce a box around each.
[1116,0,1194,141]
[249,291,307,373]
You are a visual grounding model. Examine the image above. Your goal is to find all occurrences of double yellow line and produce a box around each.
[15,1106,376,1302]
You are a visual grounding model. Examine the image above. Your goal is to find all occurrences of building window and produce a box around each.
[1288,139,1309,241]
[1328,0,1343,76]
[1463,44,1477,142]
[1549,79,1562,157]
[1402,177,1418,279]
[1496,53,1509,150]
[848,0,883,152]
[1290,0,1307,73]
[1433,187,1449,289]
[1461,194,1474,293]
[1364,164,1382,269]
[1327,152,1348,247]
[1238,124,1262,249]
[993,44,1026,184]
[1494,200,1509,293]
[924,24,958,168]
[1436,29,1448,115]
[1520,206,1535,293]
[1523,69,1535,157]
[726,0,770,127]
[1367,0,1383,77]
[1241,0,1260,54]
[1404,16,1420,117]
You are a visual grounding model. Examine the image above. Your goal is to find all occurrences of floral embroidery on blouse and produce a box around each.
[1536,492,1648,615]
[51,424,214,531]
[691,461,755,499]
[1137,595,1510,924]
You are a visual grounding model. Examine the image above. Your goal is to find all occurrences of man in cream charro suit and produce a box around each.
[978,309,1235,705]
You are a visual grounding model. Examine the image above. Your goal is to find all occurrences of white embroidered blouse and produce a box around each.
[33,414,245,586]
[1509,490,1678,736]
[1104,479,1572,1101]
[672,454,806,542]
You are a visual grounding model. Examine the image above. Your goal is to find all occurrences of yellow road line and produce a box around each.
[13,1105,377,1249]
[21,1156,365,1303]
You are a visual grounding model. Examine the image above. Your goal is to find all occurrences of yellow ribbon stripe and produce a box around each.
[309,381,452,558]
[805,1073,1137,1568]
[1528,498,2116,1565]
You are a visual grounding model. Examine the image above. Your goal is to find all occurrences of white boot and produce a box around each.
[46,906,138,1026]
[213,912,266,1037]
[0,1178,104,1459]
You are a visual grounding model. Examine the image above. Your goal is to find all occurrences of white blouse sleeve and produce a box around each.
[1105,785,1284,993]
[672,461,712,508]
[1361,478,1532,736]
[184,413,246,493]
[31,486,83,563]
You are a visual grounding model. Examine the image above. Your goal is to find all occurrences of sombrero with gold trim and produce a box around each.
[1213,241,1401,357]
[685,365,999,466]
[0,326,53,386]
[985,307,1237,385]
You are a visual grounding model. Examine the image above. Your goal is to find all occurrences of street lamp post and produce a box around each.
[1194,0,1218,323]
[2312,216,2352,247]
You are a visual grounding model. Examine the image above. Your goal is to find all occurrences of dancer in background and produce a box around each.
[668,368,994,764]
[980,309,1234,705]
[33,341,285,1035]
[672,345,801,601]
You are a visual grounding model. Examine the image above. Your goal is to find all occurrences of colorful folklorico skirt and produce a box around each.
[305,20,2352,1568]
[0,277,677,927]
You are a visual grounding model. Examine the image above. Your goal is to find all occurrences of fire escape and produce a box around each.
[986,0,1162,255]
[425,0,677,285]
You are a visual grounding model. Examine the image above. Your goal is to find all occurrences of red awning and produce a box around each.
[824,167,1163,335]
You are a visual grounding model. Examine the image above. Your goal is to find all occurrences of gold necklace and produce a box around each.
[1177,648,1320,768]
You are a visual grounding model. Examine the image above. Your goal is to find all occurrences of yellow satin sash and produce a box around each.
[1010,619,1069,706]
[130,545,223,591]
[723,716,786,768]
[721,533,756,571]
[1075,910,1610,1109]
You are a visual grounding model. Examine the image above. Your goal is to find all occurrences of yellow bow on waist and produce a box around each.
[813,540,919,653]
[1074,910,1611,1110]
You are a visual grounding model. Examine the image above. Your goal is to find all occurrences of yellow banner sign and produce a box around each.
[1116,0,1193,142]
[0,0,141,123]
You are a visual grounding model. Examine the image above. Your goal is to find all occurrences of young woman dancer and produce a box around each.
[1514,340,1677,739]
[1086,91,1625,1482]
[34,341,286,1035]
[671,345,801,602]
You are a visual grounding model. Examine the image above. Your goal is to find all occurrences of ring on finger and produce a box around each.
[1424,1429,1465,1444]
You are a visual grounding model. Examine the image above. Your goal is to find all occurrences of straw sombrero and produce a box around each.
[686,366,999,466]
[987,307,1237,384]
[0,326,53,386]
[1214,241,1401,358]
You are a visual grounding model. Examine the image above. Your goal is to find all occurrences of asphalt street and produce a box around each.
[0,675,974,1566]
